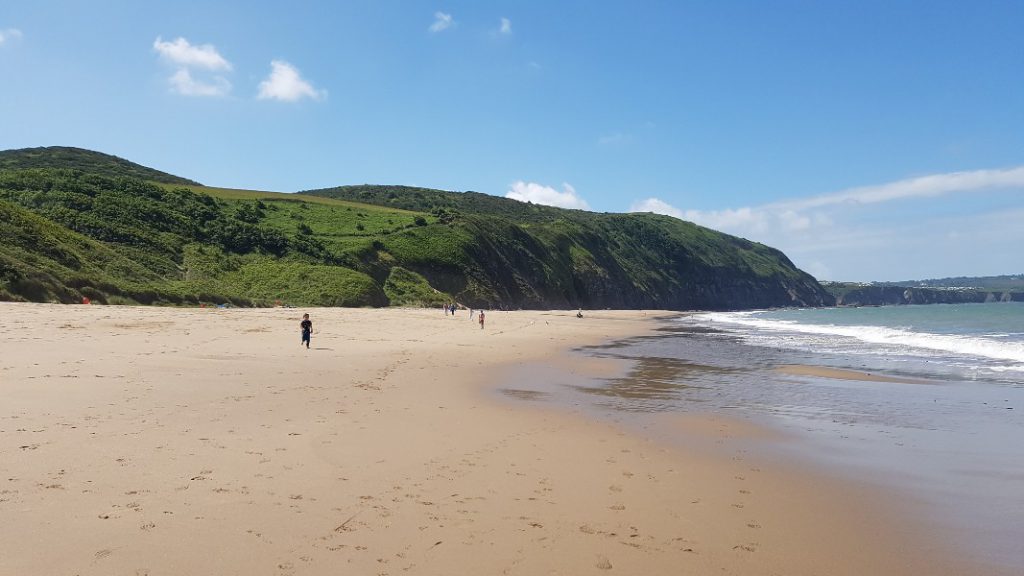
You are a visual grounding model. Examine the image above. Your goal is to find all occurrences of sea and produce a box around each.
[500,302,1024,570]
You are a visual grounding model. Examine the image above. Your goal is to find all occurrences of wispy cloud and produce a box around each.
[499,17,512,35]
[153,36,231,71]
[168,68,231,97]
[630,166,1024,281]
[429,12,454,33]
[0,28,23,45]
[257,60,326,102]
[507,181,590,210]
[783,166,1024,210]
[673,166,1024,236]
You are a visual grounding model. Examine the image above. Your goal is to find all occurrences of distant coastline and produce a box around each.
[824,280,1024,306]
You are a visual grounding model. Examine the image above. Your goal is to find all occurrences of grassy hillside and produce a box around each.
[0,148,833,309]
[305,185,832,309]
[0,146,200,186]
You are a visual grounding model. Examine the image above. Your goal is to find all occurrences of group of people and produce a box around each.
[446,303,486,329]
[300,304,488,348]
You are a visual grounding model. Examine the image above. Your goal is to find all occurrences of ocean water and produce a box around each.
[676,304,1024,570]
[499,303,1024,570]
[696,302,1024,383]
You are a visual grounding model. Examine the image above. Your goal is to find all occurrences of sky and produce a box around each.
[1,0,1022,282]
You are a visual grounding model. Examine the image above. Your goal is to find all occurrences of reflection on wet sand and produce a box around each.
[572,356,737,411]
[498,388,550,401]
[775,364,932,384]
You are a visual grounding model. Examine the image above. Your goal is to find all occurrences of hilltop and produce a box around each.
[0,147,833,309]
[0,146,200,186]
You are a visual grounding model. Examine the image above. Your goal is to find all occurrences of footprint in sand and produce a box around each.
[733,544,757,552]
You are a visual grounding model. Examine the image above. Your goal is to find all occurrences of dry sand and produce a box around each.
[0,303,999,575]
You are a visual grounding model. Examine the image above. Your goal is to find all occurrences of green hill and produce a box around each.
[0,146,200,186]
[0,148,833,309]
[304,185,833,309]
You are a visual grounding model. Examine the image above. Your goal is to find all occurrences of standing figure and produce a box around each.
[300,313,313,349]
[478,310,485,330]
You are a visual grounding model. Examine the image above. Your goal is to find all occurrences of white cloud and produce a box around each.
[429,12,454,33]
[168,68,231,97]
[676,165,1024,237]
[629,197,683,218]
[257,60,326,102]
[0,28,23,45]
[499,17,512,35]
[785,166,1024,210]
[644,166,1024,281]
[153,36,232,97]
[506,181,590,210]
[153,36,231,71]
[783,206,1024,281]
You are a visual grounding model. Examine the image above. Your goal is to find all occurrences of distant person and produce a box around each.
[300,313,313,349]
[577,308,583,318]
[478,310,485,330]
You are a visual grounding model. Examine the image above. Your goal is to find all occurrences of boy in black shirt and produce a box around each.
[300,313,312,349]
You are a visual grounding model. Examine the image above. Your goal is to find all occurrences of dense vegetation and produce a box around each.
[0,147,833,309]
[0,146,199,186]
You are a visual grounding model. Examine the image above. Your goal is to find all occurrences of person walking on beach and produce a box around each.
[478,310,485,330]
[300,313,313,349]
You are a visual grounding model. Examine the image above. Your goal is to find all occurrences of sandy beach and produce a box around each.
[0,303,1000,575]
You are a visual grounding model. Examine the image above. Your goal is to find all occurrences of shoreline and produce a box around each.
[0,303,1004,575]
[487,328,1013,576]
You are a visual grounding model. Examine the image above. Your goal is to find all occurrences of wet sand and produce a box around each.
[0,303,1002,575]
[775,364,931,384]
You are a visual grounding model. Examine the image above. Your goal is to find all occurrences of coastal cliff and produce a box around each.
[0,147,833,310]
[831,285,1024,306]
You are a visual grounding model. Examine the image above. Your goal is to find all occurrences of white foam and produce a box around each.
[693,312,1024,366]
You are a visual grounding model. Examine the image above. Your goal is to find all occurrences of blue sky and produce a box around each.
[1,1,1022,281]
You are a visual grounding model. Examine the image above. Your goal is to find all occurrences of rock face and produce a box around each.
[835,286,1024,306]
